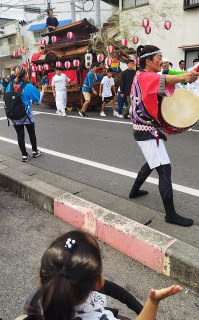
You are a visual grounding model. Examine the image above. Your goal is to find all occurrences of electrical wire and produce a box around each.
[0,0,23,15]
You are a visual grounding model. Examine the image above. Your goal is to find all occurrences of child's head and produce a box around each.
[107,68,113,78]
[55,67,62,75]
[40,230,102,320]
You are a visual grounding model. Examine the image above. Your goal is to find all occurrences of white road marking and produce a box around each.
[0,117,7,120]
[34,111,131,124]
[1,106,199,130]
[0,135,199,197]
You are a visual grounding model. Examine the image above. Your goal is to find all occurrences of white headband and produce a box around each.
[140,50,162,59]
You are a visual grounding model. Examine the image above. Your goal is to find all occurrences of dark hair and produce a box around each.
[107,68,113,73]
[193,58,199,64]
[169,62,173,67]
[55,67,62,71]
[91,62,99,69]
[137,45,160,69]
[40,230,102,320]
[48,9,53,15]
[127,59,134,64]
[15,67,27,83]
[179,60,185,65]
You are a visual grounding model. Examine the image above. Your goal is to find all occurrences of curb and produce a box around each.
[0,163,198,290]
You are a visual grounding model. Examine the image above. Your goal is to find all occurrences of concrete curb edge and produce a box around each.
[0,163,198,290]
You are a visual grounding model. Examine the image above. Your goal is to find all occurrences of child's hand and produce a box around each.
[149,285,182,304]
[82,211,96,236]
[99,93,102,97]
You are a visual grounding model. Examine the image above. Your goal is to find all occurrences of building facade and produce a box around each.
[0,20,23,76]
[0,0,117,75]
[119,0,199,69]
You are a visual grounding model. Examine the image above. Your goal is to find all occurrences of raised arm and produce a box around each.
[135,285,182,320]
[166,70,199,85]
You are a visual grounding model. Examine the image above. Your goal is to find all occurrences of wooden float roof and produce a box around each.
[42,19,98,37]
[32,45,89,63]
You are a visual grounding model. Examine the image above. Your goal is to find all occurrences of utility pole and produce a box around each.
[47,0,51,10]
[70,0,76,22]
[95,0,101,29]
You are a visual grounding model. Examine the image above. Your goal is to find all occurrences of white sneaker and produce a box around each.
[113,111,118,117]
[100,111,106,117]
[117,113,124,118]
[128,115,131,118]
[60,112,66,117]
[56,110,60,115]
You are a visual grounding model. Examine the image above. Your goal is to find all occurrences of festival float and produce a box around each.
[30,19,136,110]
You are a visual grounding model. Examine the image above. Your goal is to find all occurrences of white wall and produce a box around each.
[119,0,199,69]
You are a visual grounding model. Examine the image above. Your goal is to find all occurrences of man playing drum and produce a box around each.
[129,45,199,227]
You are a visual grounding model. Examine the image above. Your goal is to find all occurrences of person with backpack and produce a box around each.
[5,67,46,162]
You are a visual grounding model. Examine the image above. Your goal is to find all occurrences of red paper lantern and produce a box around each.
[145,26,151,34]
[22,49,27,55]
[132,36,139,44]
[56,61,62,68]
[67,32,74,39]
[40,39,46,46]
[107,45,114,54]
[25,58,29,64]
[121,38,128,47]
[134,58,139,65]
[44,64,50,71]
[97,53,104,63]
[105,57,113,65]
[73,59,80,67]
[31,65,37,72]
[142,18,150,28]
[37,65,43,71]
[51,36,57,43]
[65,61,71,69]
[164,21,171,30]
[12,51,19,57]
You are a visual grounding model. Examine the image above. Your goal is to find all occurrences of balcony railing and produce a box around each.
[184,0,199,9]
[123,0,149,10]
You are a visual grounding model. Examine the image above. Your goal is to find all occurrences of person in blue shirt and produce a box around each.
[3,74,9,93]
[6,67,46,162]
[79,62,103,117]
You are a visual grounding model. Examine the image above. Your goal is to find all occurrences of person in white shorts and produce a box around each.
[129,44,199,227]
[52,67,71,116]
[99,68,117,117]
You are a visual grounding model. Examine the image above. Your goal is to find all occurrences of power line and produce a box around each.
[0,0,23,15]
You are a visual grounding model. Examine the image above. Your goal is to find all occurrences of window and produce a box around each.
[8,36,16,45]
[185,50,199,69]
[34,31,45,43]
[184,0,199,9]
[123,0,149,10]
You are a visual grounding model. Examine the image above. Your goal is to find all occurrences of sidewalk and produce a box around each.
[0,153,199,291]
[1,187,199,320]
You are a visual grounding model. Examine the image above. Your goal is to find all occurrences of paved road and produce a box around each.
[0,102,198,227]
[0,187,199,320]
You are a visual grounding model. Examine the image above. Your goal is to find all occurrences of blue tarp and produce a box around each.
[28,19,72,31]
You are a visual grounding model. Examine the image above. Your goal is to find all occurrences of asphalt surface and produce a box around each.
[0,101,198,228]
[1,187,199,320]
